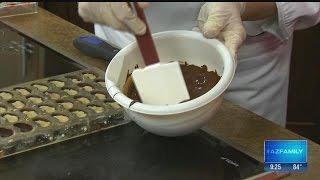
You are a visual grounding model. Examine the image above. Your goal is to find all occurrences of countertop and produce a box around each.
[0,8,319,179]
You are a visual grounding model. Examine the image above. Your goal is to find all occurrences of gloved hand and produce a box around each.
[78,2,150,35]
[197,2,247,59]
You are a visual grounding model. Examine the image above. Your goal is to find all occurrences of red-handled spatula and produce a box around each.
[128,2,190,105]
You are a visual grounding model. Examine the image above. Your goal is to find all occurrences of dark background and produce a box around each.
[39,2,320,143]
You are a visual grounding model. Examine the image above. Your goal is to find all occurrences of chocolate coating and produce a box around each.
[0,128,13,137]
[14,123,33,132]
[123,63,221,103]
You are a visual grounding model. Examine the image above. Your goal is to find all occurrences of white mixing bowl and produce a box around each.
[105,30,235,137]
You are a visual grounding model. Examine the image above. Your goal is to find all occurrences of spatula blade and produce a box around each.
[132,61,190,105]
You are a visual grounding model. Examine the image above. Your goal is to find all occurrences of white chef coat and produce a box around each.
[95,2,320,127]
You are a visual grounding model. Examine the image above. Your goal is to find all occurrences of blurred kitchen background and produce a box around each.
[2,2,319,143]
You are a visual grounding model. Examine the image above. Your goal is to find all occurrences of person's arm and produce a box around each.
[274,2,320,39]
[78,2,150,35]
[243,2,320,40]
[197,2,320,59]
[241,2,277,21]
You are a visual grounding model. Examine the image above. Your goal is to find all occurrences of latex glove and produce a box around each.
[197,2,247,59]
[78,2,150,35]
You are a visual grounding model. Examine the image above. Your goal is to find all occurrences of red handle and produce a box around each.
[128,2,159,65]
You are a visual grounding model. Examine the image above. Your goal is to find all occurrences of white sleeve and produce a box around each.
[260,2,320,41]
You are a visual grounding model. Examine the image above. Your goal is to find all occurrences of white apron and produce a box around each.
[95,2,320,127]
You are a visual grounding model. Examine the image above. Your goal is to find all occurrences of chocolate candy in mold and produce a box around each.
[66,75,82,84]
[88,105,104,113]
[83,86,93,92]
[13,123,33,132]
[72,79,81,84]
[27,96,43,104]
[45,92,60,100]
[57,101,73,110]
[0,128,13,137]
[22,110,38,119]
[15,88,31,96]
[63,88,78,96]
[53,114,69,123]
[0,92,13,100]
[0,68,125,158]
[39,105,56,114]
[109,102,121,109]
[32,84,48,92]
[78,83,94,92]
[94,93,107,101]
[0,106,6,113]
[3,114,19,123]
[10,100,25,109]
[71,110,87,118]
[82,73,96,80]
[76,96,90,105]
[95,79,105,87]
[49,80,65,88]
[33,118,51,128]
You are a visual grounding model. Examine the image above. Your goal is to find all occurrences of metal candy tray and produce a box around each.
[0,67,127,158]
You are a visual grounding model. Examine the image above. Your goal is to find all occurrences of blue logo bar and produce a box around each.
[264,140,307,172]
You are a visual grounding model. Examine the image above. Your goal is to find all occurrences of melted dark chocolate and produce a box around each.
[123,63,221,103]
[14,123,33,132]
[0,128,13,137]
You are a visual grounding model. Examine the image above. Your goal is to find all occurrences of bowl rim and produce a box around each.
[105,30,235,115]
